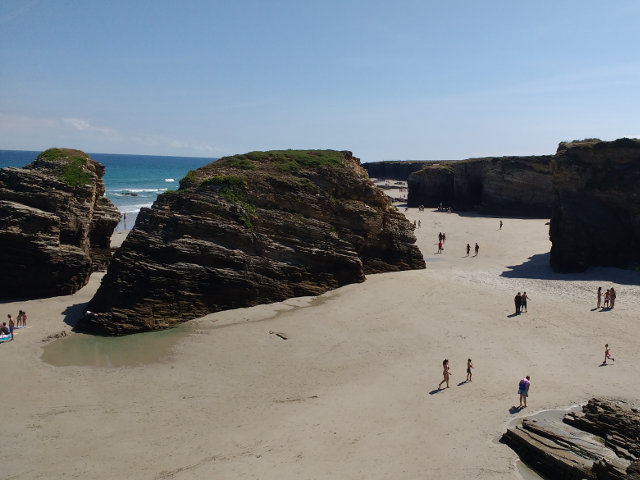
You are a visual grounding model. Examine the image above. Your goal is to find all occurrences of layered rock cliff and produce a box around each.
[0,148,121,297]
[502,398,640,479]
[79,150,425,335]
[550,138,640,272]
[362,161,432,180]
[407,156,554,215]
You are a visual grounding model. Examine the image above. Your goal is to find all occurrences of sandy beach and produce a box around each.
[2,203,639,479]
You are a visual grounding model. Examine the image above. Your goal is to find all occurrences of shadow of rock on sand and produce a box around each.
[62,303,88,329]
[501,253,640,285]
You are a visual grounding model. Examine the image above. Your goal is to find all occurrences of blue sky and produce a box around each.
[1,1,639,161]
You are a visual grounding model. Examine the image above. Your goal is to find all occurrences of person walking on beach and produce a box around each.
[438,359,451,389]
[442,233,446,243]
[603,344,615,364]
[597,287,602,309]
[466,358,473,382]
[438,240,443,254]
[466,243,471,256]
[518,376,530,407]
[474,243,479,256]
[604,289,610,308]
[514,292,522,315]
[499,220,503,230]
[521,292,529,313]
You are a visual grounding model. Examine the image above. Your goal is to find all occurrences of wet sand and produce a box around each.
[1,208,639,479]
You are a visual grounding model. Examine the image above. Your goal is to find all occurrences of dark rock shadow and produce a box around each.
[501,252,640,285]
[62,303,88,329]
[509,406,525,414]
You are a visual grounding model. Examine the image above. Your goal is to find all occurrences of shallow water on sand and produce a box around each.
[41,325,193,368]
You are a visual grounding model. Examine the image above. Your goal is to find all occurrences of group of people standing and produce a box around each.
[514,292,529,314]
[596,287,617,309]
[1,311,27,341]
[465,243,479,257]
[437,358,474,389]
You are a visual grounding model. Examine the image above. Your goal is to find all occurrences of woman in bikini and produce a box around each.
[438,359,451,389]
[466,358,473,382]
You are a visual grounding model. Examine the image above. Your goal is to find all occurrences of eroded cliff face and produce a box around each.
[80,150,425,335]
[362,161,431,180]
[0,148,121,297]
[407,156,554,215]
[550,138,640,272]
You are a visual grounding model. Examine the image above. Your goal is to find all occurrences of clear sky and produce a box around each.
[1,1,639,161]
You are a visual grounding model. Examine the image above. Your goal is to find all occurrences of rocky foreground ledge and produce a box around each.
[0,148,120,297]
[502,398,640,479]
[79,150,425,335]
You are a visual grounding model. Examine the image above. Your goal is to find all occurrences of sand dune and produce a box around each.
[2,207,639,479]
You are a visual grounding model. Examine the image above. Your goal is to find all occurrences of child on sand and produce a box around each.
[438,359,451,389]
[603,344,615,364]
[466,359,473,382]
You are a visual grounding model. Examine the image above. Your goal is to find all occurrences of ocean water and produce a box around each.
[0,150,213,229]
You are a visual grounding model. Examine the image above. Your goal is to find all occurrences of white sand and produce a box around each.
[2,207,639,479]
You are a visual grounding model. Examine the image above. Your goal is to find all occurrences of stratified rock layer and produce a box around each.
[502,398,640,480]
[550,138,640,272]
[81,150,425,335]
[0,148,120,297]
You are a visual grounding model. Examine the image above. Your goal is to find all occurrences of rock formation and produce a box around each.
[363,161,432,180]
[502,398,640,479]
[0,148,120,297]
[79,150,425,335]
[550,138,640,272]
[407,156,554,215]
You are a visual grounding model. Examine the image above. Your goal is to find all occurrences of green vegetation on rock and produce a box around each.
[59,156,92,186]
[215,156,257,170]
[220,149,345,174]
[200,175,246,201]
[37,149,93,187]
[179,170,197,190]
[200,175,256,228]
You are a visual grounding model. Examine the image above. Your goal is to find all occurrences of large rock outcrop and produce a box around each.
[550,138,640,272]
[363,161,432,180]
[407,156,554,215]
[79,150,425,335]
[0,148,120,297]
[502,398,640,479]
